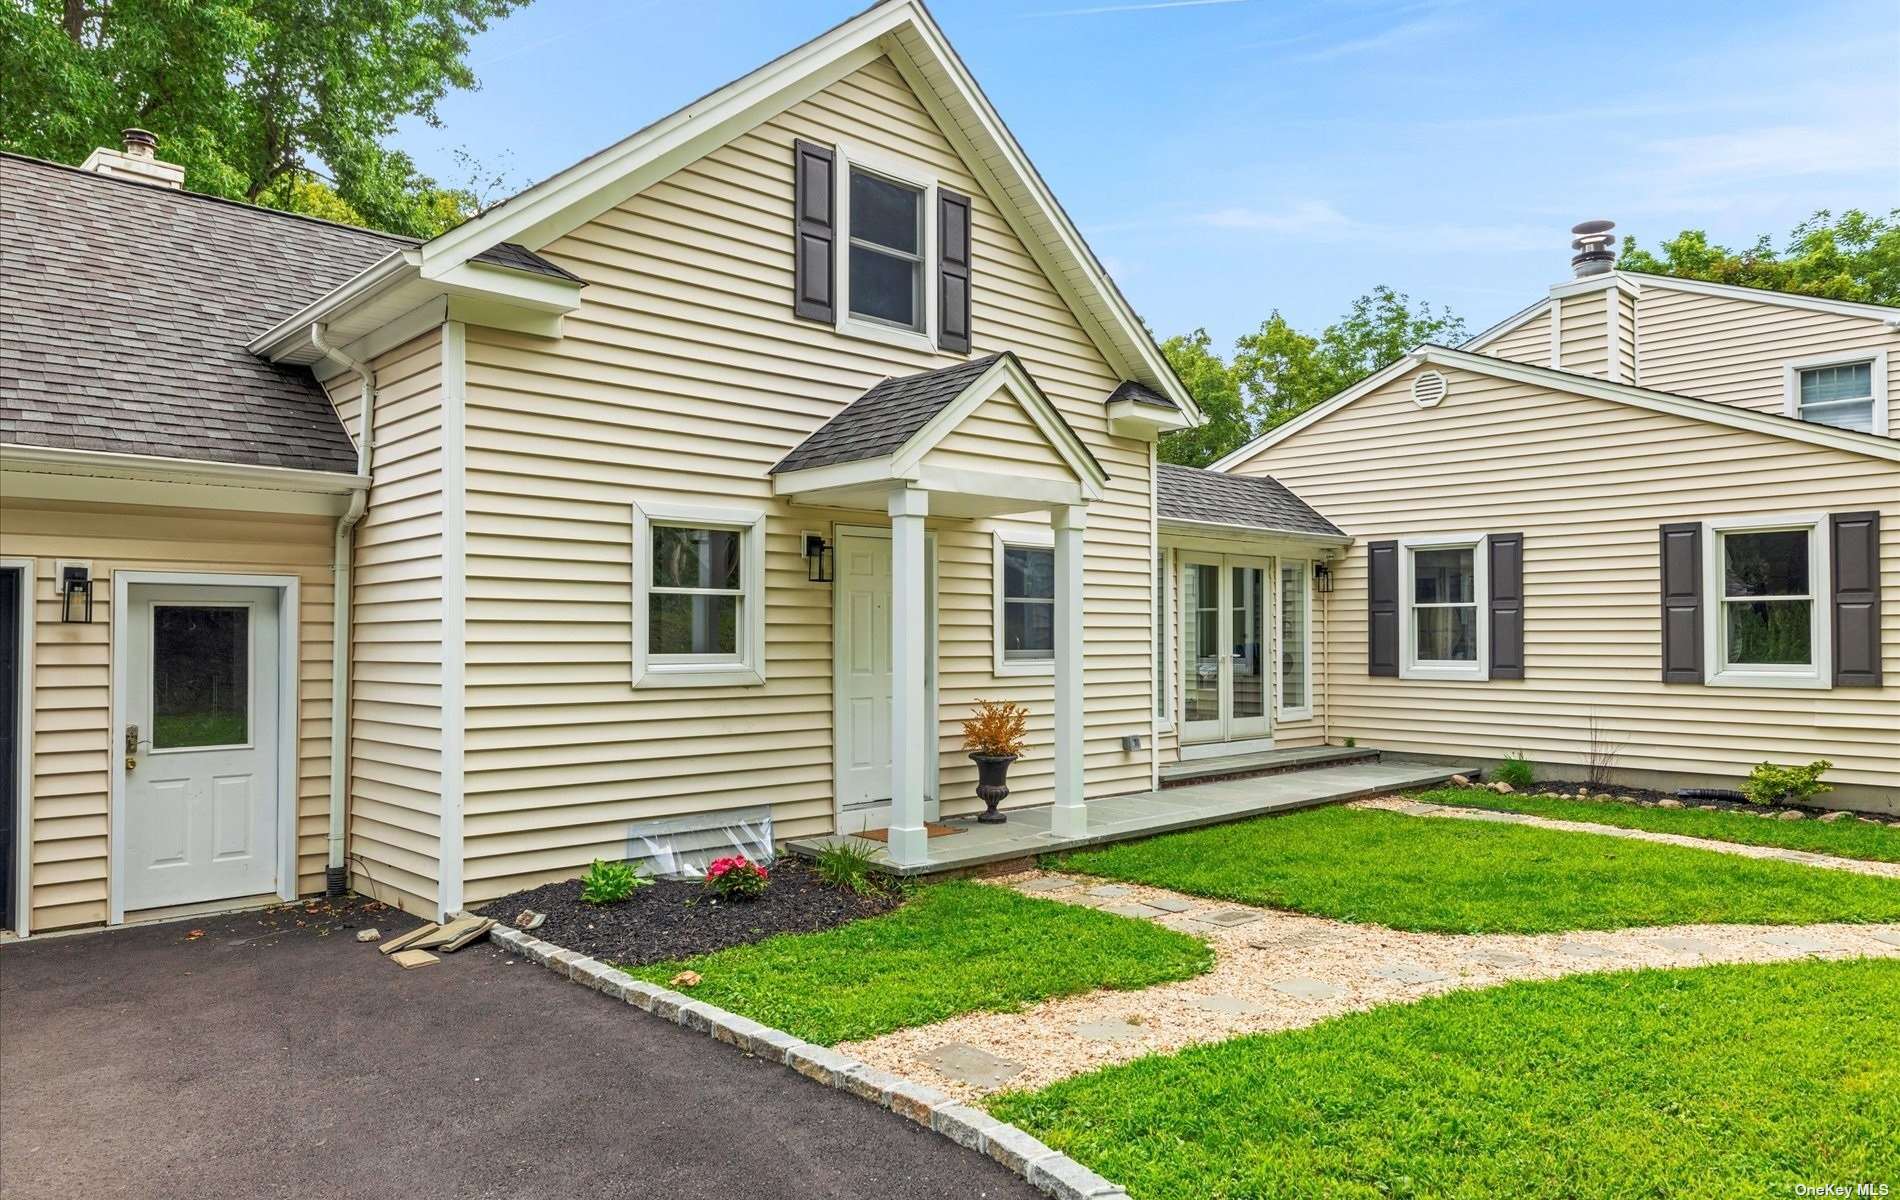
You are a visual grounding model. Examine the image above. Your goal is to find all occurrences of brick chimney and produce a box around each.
[79,128,185,189]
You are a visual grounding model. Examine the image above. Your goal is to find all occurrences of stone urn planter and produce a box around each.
[970,753,1018,824]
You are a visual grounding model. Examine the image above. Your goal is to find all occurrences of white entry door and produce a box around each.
[833,528,937,833]
[1178,554,1272,749]
[122,585,281,911]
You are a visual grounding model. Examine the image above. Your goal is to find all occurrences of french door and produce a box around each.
[1179,554,1272,747]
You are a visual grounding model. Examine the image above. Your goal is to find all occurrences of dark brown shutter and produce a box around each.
[1368,540,1399,677]
[1488,533,1524,679]
[1659,522,1702,683]
[937,188,972,354]
[1831,510,1882,687]
[793,140,835,323]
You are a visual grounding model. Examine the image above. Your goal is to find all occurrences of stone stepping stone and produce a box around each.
[1760,932,1834,953]
[1146,897,1196,913]
[1267,977,1343,999]
[1247,928,1348,952]
[1392,802,1440,816]
[1369,962,1451,985]
[924,1042,1025,1088]
[1102,902,1165,920]
[1461,948,1532,969]
[1187,994,1269,1016]
[1865,929,1900,948]
[1085,884,1132,899]
[1652,935,1721,955]
[1074,1020,1145,1043]
[1554,941,1616,959]
[1018,876,1079,894]
[1197,908,1263,928]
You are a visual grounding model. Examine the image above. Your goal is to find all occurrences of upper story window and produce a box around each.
[1784,351,1888,436]
[848,169,924,332]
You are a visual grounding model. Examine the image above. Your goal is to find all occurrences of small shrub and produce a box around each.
[579,857,647,905]
[705,854,770,900]
[814,838,885,896]
[1742,760,1832,807]
[1344,736,1357,748]
[962,698,1029,758]
[1494,754,1535,790]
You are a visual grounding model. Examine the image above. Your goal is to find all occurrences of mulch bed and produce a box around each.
[476,858,903,966]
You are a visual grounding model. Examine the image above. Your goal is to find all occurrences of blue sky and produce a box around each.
[393,0,1900,347]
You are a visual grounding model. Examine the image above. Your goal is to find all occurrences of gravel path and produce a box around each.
[839,871,1900,1103]
[1351,794,1900,879]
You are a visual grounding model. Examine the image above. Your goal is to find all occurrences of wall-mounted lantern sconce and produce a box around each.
[59,562,94,623]
[1313,561,1334,594]
[802,533,833,584]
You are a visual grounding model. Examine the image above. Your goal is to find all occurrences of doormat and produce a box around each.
[854,822,964,843]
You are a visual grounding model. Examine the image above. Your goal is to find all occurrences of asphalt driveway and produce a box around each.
[0,897,1039,1200]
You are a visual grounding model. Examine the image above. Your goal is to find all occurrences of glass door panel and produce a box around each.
[1180,557,1224,743]
[1228,561,1270,738]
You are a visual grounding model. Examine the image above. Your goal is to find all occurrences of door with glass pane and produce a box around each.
[1178,554,1272,745]
[123,585,280,910]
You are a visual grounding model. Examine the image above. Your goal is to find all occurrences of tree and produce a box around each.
[1618,210,1900,306]
[1160,286,1466,467]
[0,0,526,238]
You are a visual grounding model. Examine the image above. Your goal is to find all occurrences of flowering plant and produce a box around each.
[961,698,1028,758]
[704,854,770,899]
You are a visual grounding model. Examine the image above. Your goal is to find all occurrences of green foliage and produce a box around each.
[0,0,526,237]
[1159,287,1466,467]
[704,854,770,899]
[1421,785,1899,864]
[625,881,1211,1045]
[1051,804,1900,934]
[1743,760,1833,807]
[812,839,886,896]
[1493,754,1535,790]
[992,959,1900,1200]
[578,857,646,905]
[1619,209,1900,305]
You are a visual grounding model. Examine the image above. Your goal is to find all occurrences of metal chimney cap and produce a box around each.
[1570,218,1616,277]
[121,128,158,158]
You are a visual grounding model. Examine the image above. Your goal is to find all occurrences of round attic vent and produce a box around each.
[1412,370,1449,408]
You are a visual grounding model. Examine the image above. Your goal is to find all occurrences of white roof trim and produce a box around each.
[890,354,1107,496]
[1623,271,1900,324]
[0,442,370,491]
[1461,297,1550,352]
[382,0,1196,418]
[1215,344,1900,471]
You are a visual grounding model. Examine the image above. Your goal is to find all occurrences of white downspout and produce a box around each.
[311,322,374,896]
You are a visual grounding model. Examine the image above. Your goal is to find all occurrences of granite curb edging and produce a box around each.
[484,923,1126,1200]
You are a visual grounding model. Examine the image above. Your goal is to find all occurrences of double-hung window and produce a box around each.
[1398,535,1489,680]
[995,533,1054,675]
[835,146,939,351]
[1785,352,1888,435]
[632,501,766,688]
[1706,517,1829,687]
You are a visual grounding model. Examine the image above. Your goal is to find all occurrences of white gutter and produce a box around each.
[0,442,367,493]
[310,322,375,895]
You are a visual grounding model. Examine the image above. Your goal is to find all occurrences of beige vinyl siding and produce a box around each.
[337,330,444,916]
[1481,306,1551,367]
[1557,293,1608,378]
[924,388,1075,481]
[1227,362,1900,791]
[453,57,1154,901]
[0,500,336,931]
[1636,285,1900,422]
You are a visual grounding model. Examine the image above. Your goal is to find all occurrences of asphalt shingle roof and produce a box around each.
[1156,463,1342,537]
[1106,379,1178,410]
[771,354,1006,474]
[1,153,572,473]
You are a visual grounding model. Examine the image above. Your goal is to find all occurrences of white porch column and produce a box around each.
[1050,503,1087,837]
[887,485,931,867]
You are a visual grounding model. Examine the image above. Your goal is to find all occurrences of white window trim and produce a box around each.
[993,527,1054,677]
[834,141,939,353]
[1154,548,1173,730]
[1701,513,1831,690]
[1398,533,1490,682]
[1783,349,1888,437]
[632,499,767,688]
[1276,558,1314,721]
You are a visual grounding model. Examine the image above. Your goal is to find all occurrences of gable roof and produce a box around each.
[371,0,1196,421]
[772,354,1005,473]
[1157,464,1343,540]
[1211,343,1900,472]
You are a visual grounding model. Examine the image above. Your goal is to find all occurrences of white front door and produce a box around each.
[123,585,281,911]
[1178,553,1273,748]
[834,528,937,833]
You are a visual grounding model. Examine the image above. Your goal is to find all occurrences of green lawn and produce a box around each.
[1422,785,1900,864]
[1049,805,1900,934]
[621,880,1212,1044]
[992,959,1900,1200]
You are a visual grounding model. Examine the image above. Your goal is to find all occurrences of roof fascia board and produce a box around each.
[1159,516,1351,546]
[1548,272,1641,301]
[1625,272,1900,323]
[1106,397,1192,437]
[1,442,369,493]
[772,454,910,497]
[1462,298,1549,351]
[1207,352,1423,471]
[891,355,1108,496]
[313,297,450,383]
[433,260,584,312]
[248,249,416,359]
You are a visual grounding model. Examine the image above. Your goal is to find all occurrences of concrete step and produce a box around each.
[1159,745,1380,788]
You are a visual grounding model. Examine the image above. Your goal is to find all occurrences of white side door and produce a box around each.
[122,585,280,911]
[835,531,894,820]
